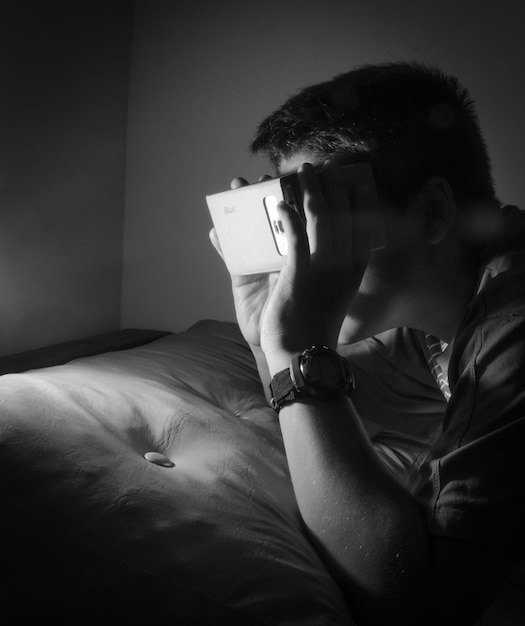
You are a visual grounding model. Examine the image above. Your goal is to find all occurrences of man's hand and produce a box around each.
[259,160,373,371]
[209,175,280,350]
[210,160,374,363]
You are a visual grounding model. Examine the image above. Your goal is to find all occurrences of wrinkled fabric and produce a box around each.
[0,320,353,624]
[412,206,525,558]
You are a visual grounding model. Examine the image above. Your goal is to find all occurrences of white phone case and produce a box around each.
[206,163,385,276]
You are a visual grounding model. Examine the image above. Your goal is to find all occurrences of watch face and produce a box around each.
[306,352,343,385]
[299,347,352,393]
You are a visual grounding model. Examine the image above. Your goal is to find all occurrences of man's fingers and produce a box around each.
[231,174,272,190]
[209,227,225,261]
[230,177,250,190]
[350,179,374,270]
[277,201,309,277]
[297,162,330,258]
[319,160,353,265]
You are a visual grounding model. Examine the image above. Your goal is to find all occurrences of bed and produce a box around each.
[3,318,500,623]
[1,320,357,622]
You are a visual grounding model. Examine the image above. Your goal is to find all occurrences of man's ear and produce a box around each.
[420,177,457,244]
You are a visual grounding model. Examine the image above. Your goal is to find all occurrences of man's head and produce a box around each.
[251,62,498,342]
[251,62,497,212]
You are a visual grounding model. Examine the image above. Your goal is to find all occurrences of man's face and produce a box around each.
[278,153,423,344]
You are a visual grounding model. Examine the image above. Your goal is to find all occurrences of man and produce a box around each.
[210,62,525,625]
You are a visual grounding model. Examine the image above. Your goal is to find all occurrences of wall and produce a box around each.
[123,0,525,332]
[0,1,133,356]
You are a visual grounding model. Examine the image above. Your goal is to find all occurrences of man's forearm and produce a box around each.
[278,394,430,625]
[249,344,273,404]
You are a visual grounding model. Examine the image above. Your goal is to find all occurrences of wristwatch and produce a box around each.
[269,346,354,412]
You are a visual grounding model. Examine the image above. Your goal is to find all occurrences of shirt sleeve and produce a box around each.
[413,279,525,557]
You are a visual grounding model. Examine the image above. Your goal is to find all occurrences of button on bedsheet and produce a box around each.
[144,451,175,468]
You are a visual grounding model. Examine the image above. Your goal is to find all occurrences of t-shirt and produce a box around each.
[412,205,525,558]
[344,205,525,553]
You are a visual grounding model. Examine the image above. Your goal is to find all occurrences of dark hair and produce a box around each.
[250,62,497,210]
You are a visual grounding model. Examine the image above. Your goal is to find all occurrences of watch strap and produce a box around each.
[269,346,354,412]
[269,366,297,411]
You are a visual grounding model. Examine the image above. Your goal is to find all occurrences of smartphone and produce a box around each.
[206,162,385,275]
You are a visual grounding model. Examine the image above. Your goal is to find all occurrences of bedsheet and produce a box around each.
[0,320,354,623]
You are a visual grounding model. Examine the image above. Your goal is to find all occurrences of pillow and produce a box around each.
[0,320,354,624]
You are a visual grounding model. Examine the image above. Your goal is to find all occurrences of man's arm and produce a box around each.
[275,390,429,625]
[275,391,517,625]
[251,343,272,404]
